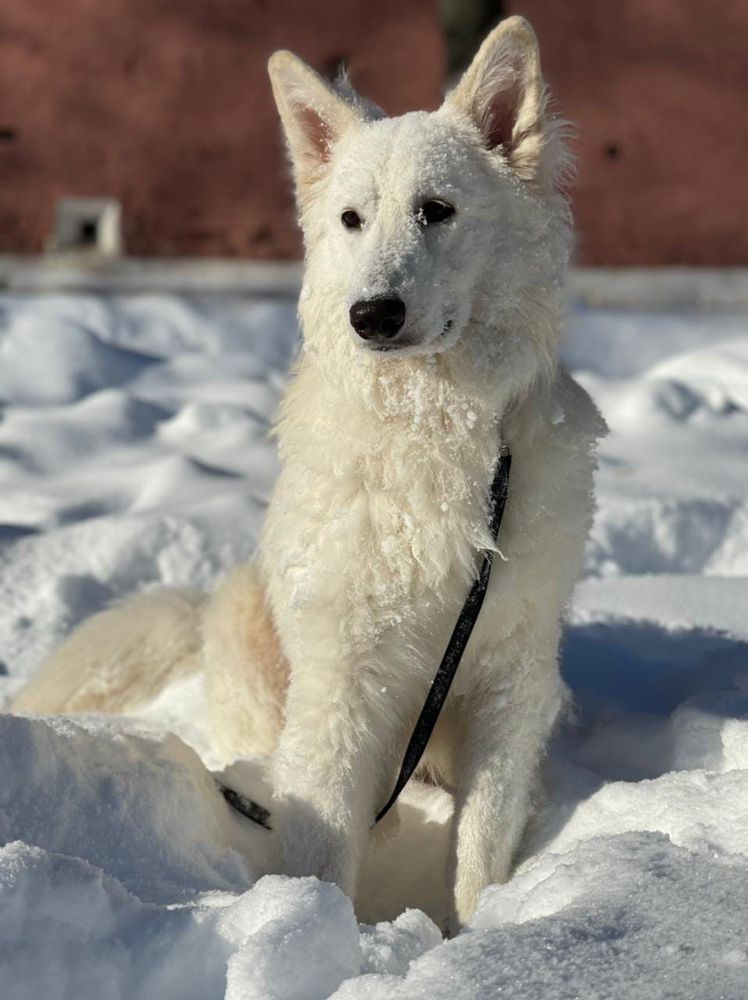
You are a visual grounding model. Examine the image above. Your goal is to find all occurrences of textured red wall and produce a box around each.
[0,0,445,258]
[507,0,748,265]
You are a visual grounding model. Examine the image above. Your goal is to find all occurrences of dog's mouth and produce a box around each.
[365,320,454,355]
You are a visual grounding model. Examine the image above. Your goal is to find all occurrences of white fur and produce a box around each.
[12,18,605,931]
[12,588,206,716]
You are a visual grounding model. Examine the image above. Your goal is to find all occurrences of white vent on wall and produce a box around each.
[50,198,123,256]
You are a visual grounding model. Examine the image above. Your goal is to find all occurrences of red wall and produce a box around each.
[1,2,745,264]
[0,0,445,258]
[507,0,748,265]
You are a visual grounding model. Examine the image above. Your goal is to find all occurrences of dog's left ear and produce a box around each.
[268,51,364,208]
[444,17,550,182]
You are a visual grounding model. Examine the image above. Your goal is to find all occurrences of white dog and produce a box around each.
[14,17,605,928]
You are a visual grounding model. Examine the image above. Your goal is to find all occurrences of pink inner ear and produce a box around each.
[299,105,333,164]
[483,76,522,151]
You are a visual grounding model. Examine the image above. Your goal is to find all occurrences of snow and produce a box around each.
[353,833,748,999]
[1,291,748,997]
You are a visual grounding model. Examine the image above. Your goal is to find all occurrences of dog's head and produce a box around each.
[269,18,570,366]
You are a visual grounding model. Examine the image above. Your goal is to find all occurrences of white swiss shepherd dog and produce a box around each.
[14,17,606,930]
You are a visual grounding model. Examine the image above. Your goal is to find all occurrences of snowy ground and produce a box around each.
[1,291,747,998]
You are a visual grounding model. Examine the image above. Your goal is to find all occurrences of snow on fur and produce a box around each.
[1,291,747,997]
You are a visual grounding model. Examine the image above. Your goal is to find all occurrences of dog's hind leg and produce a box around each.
[11,588,206,716]
[203,562,289,763]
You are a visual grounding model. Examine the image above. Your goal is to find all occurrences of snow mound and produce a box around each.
[0,315,153,406]
[0,713,445,1000]
[223,876,361,1000]
[353,833,748,1000]
[0,842,365,1000]
[0,714,250,902]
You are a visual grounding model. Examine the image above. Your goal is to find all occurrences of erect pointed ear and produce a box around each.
[444,17,549,182]
[268,50,363,204]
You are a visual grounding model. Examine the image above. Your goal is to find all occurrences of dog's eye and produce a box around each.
[417,200,455,226]
[341,210,362,230]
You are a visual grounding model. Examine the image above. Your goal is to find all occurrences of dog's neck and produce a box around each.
[295,285,561,438]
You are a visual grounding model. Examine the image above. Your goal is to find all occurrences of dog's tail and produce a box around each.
[11,587,206,716]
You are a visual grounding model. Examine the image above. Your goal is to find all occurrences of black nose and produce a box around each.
[349,298,406,341]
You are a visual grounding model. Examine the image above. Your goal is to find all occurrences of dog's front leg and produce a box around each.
[271,653,395,897]
[450,644,563,929]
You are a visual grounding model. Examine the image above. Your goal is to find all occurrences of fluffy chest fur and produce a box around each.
[259,323,604,677]
[260,341,504,652]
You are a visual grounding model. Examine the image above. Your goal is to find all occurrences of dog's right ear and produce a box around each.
[268,51,363,206]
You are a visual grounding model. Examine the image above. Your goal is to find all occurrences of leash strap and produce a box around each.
[373,450,511,825]
[219,782,272,829]
[221,450,512,831]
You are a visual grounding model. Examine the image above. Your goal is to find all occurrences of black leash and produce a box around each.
[220,449,512,831]
[373,449,511,824]
[219,782,272,830]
